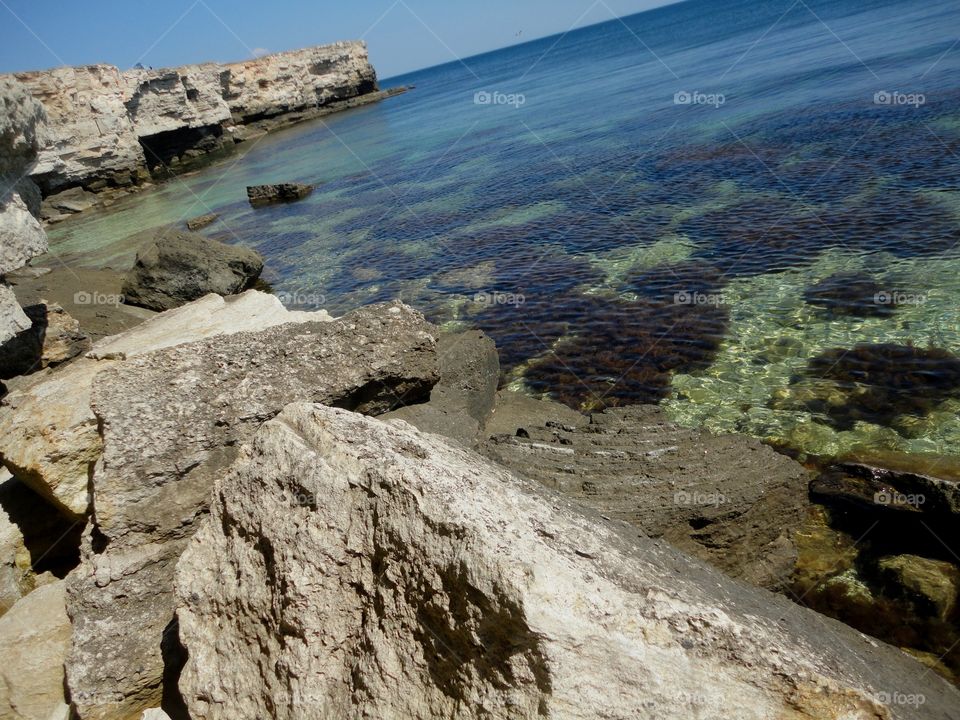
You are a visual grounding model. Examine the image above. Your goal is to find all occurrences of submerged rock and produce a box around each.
[175,403,959,719]
[121,229,264,311]
[482,404,810,589]
[246,182,314,206]
[877,554,960,620]
[65,302,439,720]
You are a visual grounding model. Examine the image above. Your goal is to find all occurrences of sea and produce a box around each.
[49,0,960,464]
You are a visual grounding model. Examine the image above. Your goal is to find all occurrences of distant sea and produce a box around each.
[51,0,960,462]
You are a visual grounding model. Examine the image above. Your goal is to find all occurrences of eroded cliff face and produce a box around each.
[7,42,378,194]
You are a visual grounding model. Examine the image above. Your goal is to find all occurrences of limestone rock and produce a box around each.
[0,283,31,344]
[0,302,91,379]
[121,229,264,311]
[65,302,439,720]
[175,404,960,720]
[0,191,47,277]
[0,580,70,720]
[7,42,377,193]
[483,389,588,437]
[382,330,500,445]
[246,182,314,206]
[481,404,810,590]
[0,291,332,518]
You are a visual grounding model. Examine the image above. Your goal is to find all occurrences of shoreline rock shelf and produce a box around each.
[3,42,384,200]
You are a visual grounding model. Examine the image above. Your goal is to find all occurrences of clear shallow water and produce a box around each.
[49,0,960,460]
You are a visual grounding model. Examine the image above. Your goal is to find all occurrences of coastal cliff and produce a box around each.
[6,42,379,196]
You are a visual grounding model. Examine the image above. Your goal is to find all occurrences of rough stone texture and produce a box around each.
[246,182,314,206]
[0,580,71,720]
[0,291,332,518]
[121,229,264,311]
[185,213,218,231]
[0,283,30,343]
[66,303,439,720]
[0,302,91,379]
[0,77,49,345]
[481,404,810,590]
[483,389,589,437]
[176,404,960,720]
[382,330,500,445]
[7,42,377,193]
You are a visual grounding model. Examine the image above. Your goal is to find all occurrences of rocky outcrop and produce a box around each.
[185,213,217,231]
[0,291,332,518]
[0,77,48,345]
[7,42,378,194]
[0,302,91,379]
[0,580,71,720]
[65,302,439,720]
[246,182,314,206]
[482,404,811,590]
[121,229,264,311]
[175,403,960,719]
[382,329,500,445]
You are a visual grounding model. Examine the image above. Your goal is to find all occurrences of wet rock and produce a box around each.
[803,272,892,317]
[65,302,439,720]
[481,404,811,590]
[483,389,589,437]
[877,555,960,620]
[184,212,218,231]
[0,291,332,518]
[121,229,264,311]
[175,403,960,720]
[246,182,314,206]
[381,330,499,445]
[0,580,71,720]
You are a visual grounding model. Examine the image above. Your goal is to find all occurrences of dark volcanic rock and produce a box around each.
[246,183,314,206]
[65,302,440,720]
[481,404,811,590]
[121,229,264,311]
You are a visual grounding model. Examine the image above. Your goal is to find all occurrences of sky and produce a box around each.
[0,0,681,79]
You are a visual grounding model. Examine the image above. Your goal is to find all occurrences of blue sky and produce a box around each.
[0,0,680,79]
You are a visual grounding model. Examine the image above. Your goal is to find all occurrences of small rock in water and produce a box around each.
[185,212,218,231]
[246,183,314,206]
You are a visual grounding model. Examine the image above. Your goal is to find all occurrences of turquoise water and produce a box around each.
[48,0,960,460]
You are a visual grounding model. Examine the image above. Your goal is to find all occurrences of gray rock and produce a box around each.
[0,283,31,344]
[382,329,499,445]
[40,185,98,216]
[175,403,960,720]
[121,229,264,311]
[246,182,314,206]
[481,404,810,590]
[0,580,71,720]
[483,389,588,437]
[66,302,439,720]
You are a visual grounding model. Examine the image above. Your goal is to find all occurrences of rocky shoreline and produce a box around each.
[2,47,960,720]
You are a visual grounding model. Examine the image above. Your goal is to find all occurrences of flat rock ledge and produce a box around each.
[175,403,959,720]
